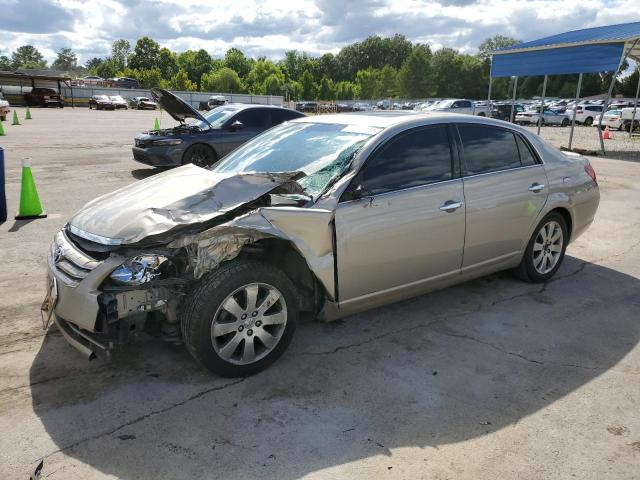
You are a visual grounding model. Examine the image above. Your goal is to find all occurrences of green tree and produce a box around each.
[178,49,214,87]
[246,59,283,94]
[355,67,381,99]
[335,81,355,100]
[84,57,103,72]
[281,50,315,82]
[51,47,77,71]
[224,48,251,78]
[0,55,11,70]
[300,70,316,100]
[11,45,47,69]
[111,39,131,70]
[96,58,118,79]
[398,44,434,98]
[135,68,166,89]
[128,37,161,71]
[317,75,335,100]
[477,35,521,62]
[263,73,285,95]
[158,48,179,80]
[201,67,244,92]
[378,65,398,97]
[169,69,197,91]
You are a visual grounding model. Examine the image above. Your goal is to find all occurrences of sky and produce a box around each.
[1,0,640,64]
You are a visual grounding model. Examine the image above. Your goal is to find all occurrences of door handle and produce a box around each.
[528,183,545,192]
[439,200,464,212]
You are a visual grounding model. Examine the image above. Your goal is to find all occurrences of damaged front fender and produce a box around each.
[168,206,336,300]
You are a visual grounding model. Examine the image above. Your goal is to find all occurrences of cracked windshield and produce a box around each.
[212,122,382,197]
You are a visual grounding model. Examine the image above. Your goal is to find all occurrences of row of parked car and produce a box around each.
[88,95,158,110]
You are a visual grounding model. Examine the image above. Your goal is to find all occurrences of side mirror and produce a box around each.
[229,120,244,131]
[344,183,371,201]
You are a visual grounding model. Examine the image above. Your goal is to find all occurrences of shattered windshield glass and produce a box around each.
[212,122,381,198]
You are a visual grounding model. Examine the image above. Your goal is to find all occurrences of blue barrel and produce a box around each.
[0,146,6,222]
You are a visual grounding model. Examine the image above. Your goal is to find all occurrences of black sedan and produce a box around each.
[132,88,304,168]
[88,95,115,110]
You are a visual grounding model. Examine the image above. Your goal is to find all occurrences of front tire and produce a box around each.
[514,212,568,283]
[181,260,299,377]
[561,118,569,127]
[182,144,217,168]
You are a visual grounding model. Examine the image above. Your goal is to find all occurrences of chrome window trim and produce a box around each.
[67,224,122,246]
[460,163,543,181]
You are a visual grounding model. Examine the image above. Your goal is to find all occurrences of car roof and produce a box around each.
[291,111,521,129]
[224,103,299,110]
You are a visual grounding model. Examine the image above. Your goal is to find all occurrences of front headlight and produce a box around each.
[152,138,182,146]
[110,254,169,285]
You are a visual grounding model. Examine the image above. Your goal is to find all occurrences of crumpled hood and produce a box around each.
[68,164,302,244]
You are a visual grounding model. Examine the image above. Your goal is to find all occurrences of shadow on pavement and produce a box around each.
[130,167,171,180]
[29,256,640,478]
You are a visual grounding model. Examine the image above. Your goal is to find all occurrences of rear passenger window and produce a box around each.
[458,125,521,175]
[234,109,269,128]
[515,135,538,167]
[270,109,299,126]
[361,126,453,195]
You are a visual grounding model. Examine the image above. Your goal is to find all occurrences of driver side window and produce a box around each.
[233,109,269,129]
[358,126,454,196]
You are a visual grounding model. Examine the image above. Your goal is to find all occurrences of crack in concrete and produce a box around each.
[37,377,247,462]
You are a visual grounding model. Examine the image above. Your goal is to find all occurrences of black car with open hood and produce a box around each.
[132,88,304,168]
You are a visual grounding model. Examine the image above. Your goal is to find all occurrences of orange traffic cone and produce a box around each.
[15,158,47,219]
[603,125,611,140]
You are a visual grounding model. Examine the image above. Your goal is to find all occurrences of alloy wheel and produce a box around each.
[211,283,288,365]
[190,146,212,167]
[532,220,563,275]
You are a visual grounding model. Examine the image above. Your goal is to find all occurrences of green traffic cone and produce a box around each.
[0,120,4,136]
[15,158,47,219]
[25,106,32,120]
[12,110,20,125]
[153,116,160,131]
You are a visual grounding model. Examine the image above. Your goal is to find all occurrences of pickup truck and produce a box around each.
[0,92,10,121]
[426,99,488,116]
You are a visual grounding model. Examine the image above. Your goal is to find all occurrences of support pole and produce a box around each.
[599,38,639,154]
[510,76,518,124]
[629,65,640,138]
[537,75,548,135]
[487,56,493,116]
[568,73,583,150]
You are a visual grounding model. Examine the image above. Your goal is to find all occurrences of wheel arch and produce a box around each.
[549,206,573,241]
[235,237,326,314]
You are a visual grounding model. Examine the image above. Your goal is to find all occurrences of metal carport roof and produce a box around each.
[489,21,640,153]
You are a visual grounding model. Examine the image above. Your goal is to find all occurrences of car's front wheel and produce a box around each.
[182,144,217,168]
[181,260,298,377]
[514,212,568,283]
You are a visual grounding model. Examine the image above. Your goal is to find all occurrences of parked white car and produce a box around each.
[564,104,603,126]
[596,110,625,130]
[620,107,640,132]
[515,109,570,126]
[426,99,488,116]
[0,91,10,121]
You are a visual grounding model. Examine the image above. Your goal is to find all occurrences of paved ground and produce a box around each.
[1,107,639,479]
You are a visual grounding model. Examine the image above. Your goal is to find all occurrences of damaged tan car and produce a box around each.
[44,112,599,376]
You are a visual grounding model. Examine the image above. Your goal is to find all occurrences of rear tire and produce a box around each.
[584,117,593,126]
[561,118,569,127]
[514,212,568,283]
[181,260,299,377]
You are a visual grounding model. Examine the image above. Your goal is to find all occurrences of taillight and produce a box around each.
[585,163,597,185]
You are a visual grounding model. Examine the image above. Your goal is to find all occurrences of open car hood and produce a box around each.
[150,87,208,125]
[68,164,304,244]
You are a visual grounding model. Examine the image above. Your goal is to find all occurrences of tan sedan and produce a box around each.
[45,112,600,376]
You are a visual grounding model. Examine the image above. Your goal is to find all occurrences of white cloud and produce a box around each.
[0,0,639,64]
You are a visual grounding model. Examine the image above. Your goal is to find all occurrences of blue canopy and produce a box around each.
[491,21,640,78]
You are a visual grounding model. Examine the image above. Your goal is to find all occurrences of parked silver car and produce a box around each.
[516,109,570,126]
[44,113,600,376]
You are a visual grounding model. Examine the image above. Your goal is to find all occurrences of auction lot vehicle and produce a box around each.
[515,109,569,126]
[131,96,157,110]
[426,99,488,116]
[564,104,603,126]
[595,110,625,130]
[0,91,9,120]
[24,87,64,108]
[133,88,304,167]
[45,112,600,376]
[620,107,640,132]
[110,77,140,89]
[88,95,115,110]
[207,95,227,110]
[109,95,128,109]
[490,102,525,122]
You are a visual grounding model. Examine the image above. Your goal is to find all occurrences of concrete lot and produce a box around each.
[1,107,639,479]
